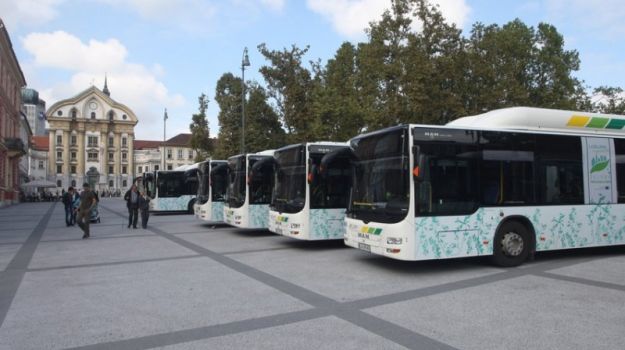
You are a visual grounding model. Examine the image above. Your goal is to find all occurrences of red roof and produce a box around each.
[134,140,162,150]
[163,133,192,146]
[32,135,49,150]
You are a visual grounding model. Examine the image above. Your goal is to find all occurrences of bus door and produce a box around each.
[582,137,618,244]
[582,137,617,204]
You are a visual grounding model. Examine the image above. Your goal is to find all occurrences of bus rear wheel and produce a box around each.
[492,221,530,267]
[188,199,196,214]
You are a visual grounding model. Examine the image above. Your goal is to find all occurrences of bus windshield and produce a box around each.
[349,127,410,223]
[272,145,306,213]
[196,162,210,204]
[249,156,274,205]
[211,162,228,202]
[227,156,246,208]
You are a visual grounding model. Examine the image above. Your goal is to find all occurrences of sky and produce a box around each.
[2,0,625,140]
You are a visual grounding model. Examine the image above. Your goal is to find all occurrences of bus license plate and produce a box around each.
[358,243,371,252]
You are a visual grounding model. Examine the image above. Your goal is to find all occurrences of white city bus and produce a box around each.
[144,163,199,213]
[268,142,351,240]
[344,107,625,266]
[223,150,275,229]
[194,160,228,222]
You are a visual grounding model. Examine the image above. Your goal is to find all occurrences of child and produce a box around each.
[138,191,150,229]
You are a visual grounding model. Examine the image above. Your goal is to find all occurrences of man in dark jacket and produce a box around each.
[124,184,139,228]
[62,187,74,226]
[138,191,150,229]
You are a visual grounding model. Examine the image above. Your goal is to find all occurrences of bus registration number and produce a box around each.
[358,243,371,252]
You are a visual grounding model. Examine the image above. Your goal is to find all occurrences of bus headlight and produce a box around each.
[387,237,403,245]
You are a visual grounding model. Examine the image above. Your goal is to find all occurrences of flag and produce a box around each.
[38,111,45,120]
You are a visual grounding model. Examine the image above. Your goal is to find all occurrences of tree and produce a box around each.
[189,93,213,161]
[257,43,316,143]
[245,83,286,152]
[592,86,625,114]
[214,73,243,159]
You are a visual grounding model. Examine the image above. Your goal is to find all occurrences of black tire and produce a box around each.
[188,199,196,214]
[492,221,531,267]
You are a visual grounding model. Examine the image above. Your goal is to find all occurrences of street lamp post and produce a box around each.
[162,108,168,171]
[241,47,250,154]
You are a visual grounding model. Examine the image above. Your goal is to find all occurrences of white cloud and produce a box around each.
[306,0,470,39]
[546,0,625,39]
[0,0,66,31]
[22,31,185,139]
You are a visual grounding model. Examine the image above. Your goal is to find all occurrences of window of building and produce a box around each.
[154,165,159,171]
[122,165,127,174]
[108,137,114,146]
[138,166,143,173]
[56,165,62,174]
[56,151,62,159]
[71,109,77,119]
[188,150,194,159]
[122,180,127,187]
[108,152,114,161]
[71,135,77,145]
[71,180,76,187]
[122,137,127,147]
[167,165,173,170]
[56,179,62,187]
[109,180,114,187]
[57,110,62,117]
[122,152,127,161]
[38,161,44,169]
[178,149,183,159]
[167,149,172,159]
[87,152,98,161]
[109,166,114,174]
[88,136,98,148]
[71,165,76,174]
[90,112,96,119]
[56,135,62,145]
[71,151,77,160]
[108,111,114,121]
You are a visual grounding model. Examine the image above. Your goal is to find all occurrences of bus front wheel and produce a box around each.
[492,221,530,267]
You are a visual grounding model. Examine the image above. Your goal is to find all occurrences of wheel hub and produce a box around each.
[501,231,524,257]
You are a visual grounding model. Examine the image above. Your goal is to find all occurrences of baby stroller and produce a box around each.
[90,202,101,223]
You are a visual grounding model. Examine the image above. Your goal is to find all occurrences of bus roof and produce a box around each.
[446,107,625,137]
[227,149,275,161]
[275,141,348,153]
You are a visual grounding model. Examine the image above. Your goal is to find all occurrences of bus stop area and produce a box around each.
[0,198,623,350]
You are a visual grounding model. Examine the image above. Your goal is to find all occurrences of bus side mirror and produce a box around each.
[413,155,426,182]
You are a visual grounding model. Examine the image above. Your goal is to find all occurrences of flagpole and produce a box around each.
[162,108,168,171]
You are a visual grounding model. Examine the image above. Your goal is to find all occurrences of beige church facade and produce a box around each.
[46,83,138,192]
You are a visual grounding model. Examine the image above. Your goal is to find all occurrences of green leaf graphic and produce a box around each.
[591,160,609,173]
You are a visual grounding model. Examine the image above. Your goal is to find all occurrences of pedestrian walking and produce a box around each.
[70,189,80,225]
[138,191,150,229]
[76,183,97,239]
[124,184,139,229]
[62,187,74,226]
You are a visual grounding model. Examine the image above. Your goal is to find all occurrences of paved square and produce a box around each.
[0,198,624,350]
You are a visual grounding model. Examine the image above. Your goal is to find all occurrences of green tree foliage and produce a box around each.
[213,73,285,159]
[214,73,243,159]
[257,43,316,143]
[592,86,625,114]
[189,93,213,161]
[245,83,287,152]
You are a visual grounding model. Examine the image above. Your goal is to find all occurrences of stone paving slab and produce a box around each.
[230,244,504,302]
[159,316,408,350]
[0,257,310,350]
[178,227,288,254]
[0,244,21,271]
[548,255,625,286]
[364,275,625,350]
[0,229,31,244]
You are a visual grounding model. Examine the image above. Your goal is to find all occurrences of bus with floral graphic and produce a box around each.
[268,142,351,240]
[144,163,199,213]
[223,150,275,229]
[344,107,625,266]
[194,159,228,222]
